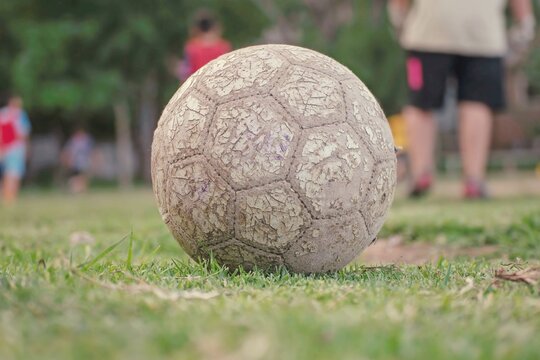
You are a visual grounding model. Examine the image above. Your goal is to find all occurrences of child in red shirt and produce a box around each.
[178,10,231,81]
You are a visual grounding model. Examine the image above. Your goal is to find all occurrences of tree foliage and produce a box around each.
[0,0,268,133]
[1,0,536,141]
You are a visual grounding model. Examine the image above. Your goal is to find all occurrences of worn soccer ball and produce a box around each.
[151,44,396,274]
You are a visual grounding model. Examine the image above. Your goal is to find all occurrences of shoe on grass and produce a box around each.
[463,178,489,200]
[409,173,433,198]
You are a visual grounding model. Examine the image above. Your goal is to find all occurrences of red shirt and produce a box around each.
[0,108,20,152]
[184,38,231,75]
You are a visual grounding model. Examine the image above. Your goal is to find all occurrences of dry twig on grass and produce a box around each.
[494,267,540,287]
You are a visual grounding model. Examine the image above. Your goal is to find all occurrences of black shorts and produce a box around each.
[406,50,505,111]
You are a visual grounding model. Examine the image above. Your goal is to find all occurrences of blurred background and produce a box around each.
[0,0,539,192]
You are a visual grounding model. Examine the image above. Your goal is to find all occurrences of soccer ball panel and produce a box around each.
[158,91,215,161]
[160,66,207,121]
[198,46,286,101]
[207,96,300,190]
[283,212,370,273]
[342,79,395,161]
[167,69,202,106]
[271,44,353,80]
[289,123,374,218]
[235,182,311,254]
[362,159,397,237]
[165,156,235,254]
[272,65,345,129]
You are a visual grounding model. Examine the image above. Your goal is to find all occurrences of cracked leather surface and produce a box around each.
[152,44,396,273]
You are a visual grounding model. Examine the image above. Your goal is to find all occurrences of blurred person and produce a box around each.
[0,93,31,205]
[176,9,231,81]
[388,0,535,199]
[61,126,94,194]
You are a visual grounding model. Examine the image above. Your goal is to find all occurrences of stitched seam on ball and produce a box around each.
[234,237,286,256]
[284,185,313,254]
[168,152,203,165]
[267,58,290,95]
[291,62,342,81]
[339,79,378,162]
[209,239,285,263]
[192,88,218,158]
[269,92,305,131]
[214,91,267,106]
[363,159,395,237]
[266,47,293,68]
[273,66,346,129]
[339,79,397,163]
[286,143,318,220]
[277,48,345,80]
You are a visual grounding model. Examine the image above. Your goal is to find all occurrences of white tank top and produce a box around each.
[400,0,507,56]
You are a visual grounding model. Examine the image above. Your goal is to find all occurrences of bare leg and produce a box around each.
[458,101,492,185]
[2,174,21,205]
[69,174,89,194]
[403,106,437,182]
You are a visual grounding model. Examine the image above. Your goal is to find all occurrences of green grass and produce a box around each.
[1,190,539,360]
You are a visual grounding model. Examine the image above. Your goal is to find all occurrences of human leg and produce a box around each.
[1,146,26,204]
[403,106,437,187]
[456,56,503,198]
[2,174,21,204]
[458,101,492,184]
[404,51,452,196]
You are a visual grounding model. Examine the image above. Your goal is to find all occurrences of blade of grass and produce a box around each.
[126,229,134,270]
[78,235,128,270]
[171,258,183,274]
[443,263,453,288]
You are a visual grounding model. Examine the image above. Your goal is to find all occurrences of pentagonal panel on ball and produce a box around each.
[362,159,397,238]
[204,240,283,271]
[289,123,374,218]
[270,44,353,80]
[198,47,286,102]
[235,182,311,254]
[162,67,203,115]
[271,65,346,128]
[207,96,299,189]
[165,156,235,255]
[342,78,395,161]
[159,91,215,161]
[284,212,371,274]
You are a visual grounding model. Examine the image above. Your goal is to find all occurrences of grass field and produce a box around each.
[1,188,539,360]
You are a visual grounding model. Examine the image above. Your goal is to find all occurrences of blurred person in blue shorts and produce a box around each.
[61,126,94,194]
[0,93,31,205]
[388,0,535,199]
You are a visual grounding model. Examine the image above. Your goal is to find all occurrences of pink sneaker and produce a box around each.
[463,179,489,200]
[409,173,433,198]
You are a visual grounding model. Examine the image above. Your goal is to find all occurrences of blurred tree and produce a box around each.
[328,1,407,115]
[0,0,268,185]
[255,0,407,115]
[3,0,535,186]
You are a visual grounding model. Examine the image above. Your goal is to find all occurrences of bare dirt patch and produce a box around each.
[359,236,499,265]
